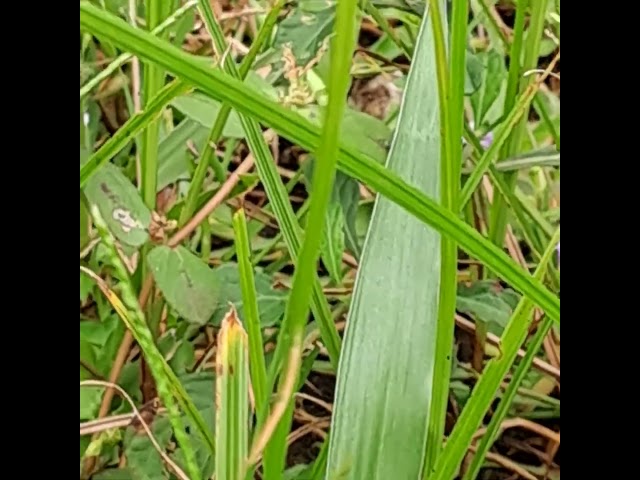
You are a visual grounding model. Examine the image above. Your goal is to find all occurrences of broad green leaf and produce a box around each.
[172,92,245,138]
[333,171,362,258]
[215,308,250,480]
[457,280,520,334]
[327,8,441,478]
[320,203,345,284]
[470,49,507,127]
[464,50,484,96]
[147,245,221,326]
[299,105,391,163]
[210,263,287,327]
[123,419,172,480]
[274,0,335,65]
[79,3,560,323]
[157,118,210,191]
[83,163,151,247]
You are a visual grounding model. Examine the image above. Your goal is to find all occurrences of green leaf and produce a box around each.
[326,7,442,478]
[299,105,390,163]
[333,171,362,258]
[464,50,484,96]
[172,92,245,138]
[157,118,210,191]
[147,245,221,325]
[210,263,287,327]
[123,418,172,480]
[83,163,151,247]
[274,0,335,66]
[457,280,520,334]
[469,49,507,127]
[320,203,345,284]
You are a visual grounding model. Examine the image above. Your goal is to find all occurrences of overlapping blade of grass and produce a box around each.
[430,228,560,480]
[86,206,206,480]
[232,209,267,419]
[463,316,555,480]
[326,6,442,478]
[80,80,191,187]
[179,0,286,225]
[490,0,549,248]
[424,0,467,472]
[140,0,172,209]
[178,0,342,370]
[215,307,250,480]
[79,2,560,323]
[249,0,359,475]
[79,0,197,101]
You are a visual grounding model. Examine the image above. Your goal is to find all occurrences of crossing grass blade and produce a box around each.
[215,307,250,480]
[326,7,442,478]
[80,80,191,187]
[79,1,560,323]
[463,316,555,480]
[429,228,560,480]
[79,0,197,101]
[232,209,268,419]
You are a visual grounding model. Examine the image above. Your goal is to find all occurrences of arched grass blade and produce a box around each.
[326,7,442,478]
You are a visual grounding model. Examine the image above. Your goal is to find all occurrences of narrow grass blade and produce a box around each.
[463,316,555,480]
[79,3,560,323]
[430,228,560,480]
[79,0,197,101]
[255,0,360,475]
[459,78,544,210]
[80,80,191,188]
[490,0,548,247]
[425,0,460,472]
[215,306,250,480]
[232,209,268,419]
[327,7,442,478]
[88,206,202,480]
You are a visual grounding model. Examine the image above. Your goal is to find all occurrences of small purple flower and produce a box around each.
[480,131,494,149]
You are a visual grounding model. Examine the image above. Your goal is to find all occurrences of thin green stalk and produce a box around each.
[462,125,546,258]
[80,80,191,187]
[258,0,360,475]
[490,0,547,247]
[459,79,543,209]
[463,316,555,480]
[425,0,459,473]
[232,209,268,419]
[79,0,197,100]
[140,0,172,209]
[79,3,561,323]
[533,94,560,150]
[430,228,560,480]
[179,0,286,226]
[89,207,202,480]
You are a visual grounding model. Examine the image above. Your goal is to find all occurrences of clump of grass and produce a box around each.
[80,1,559,479]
